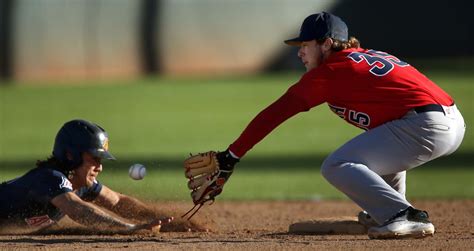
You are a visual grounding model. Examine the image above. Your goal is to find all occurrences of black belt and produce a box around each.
[414,104,445,115]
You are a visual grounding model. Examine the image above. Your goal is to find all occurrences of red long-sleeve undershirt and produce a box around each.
[228,90,313,158]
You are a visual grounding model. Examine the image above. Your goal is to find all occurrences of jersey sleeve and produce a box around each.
[34,170,73,204]
[75,180,103,202]
[228,71,328,158]
[286,68,328,108]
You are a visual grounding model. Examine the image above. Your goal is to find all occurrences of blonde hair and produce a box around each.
[318,36,360,51]
[332,37,360,51]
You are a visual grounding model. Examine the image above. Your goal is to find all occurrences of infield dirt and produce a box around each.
[0,200,472,250]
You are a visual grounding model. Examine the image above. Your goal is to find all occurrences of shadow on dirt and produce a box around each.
[0,236,171,244]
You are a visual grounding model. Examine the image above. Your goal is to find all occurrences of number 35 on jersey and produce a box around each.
[347,50,409,76]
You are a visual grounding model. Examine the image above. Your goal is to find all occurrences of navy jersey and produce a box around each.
[0,167,102,227]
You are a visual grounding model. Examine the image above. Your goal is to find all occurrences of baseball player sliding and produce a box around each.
[0,119,174,233]
[183,12,466,239]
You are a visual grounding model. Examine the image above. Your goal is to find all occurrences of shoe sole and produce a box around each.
[368,228,435,239]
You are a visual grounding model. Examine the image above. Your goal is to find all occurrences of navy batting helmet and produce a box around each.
[53,119,116,170]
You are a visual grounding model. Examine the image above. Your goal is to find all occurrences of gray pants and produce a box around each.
[321,105,465,224]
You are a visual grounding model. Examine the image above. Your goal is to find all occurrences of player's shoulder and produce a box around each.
[26,167,70,189]
[29,167,67,179]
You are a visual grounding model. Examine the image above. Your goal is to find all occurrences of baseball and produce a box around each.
[129,163,146,180]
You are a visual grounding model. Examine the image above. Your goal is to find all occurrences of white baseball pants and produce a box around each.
[321,105,465,224]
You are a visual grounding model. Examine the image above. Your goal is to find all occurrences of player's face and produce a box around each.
[298,40,324,72]
[72,152,103,189]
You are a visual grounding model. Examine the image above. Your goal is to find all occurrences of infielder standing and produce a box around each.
[186,12,466,239]
[0,119,173,233]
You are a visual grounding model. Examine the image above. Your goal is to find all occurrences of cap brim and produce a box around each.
[284,37,303,46]
[92,149,116,161]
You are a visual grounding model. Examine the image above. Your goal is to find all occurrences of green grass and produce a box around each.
[0,74,365,160]
[0,72,473,200]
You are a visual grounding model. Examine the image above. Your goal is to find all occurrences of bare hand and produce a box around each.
[160,217,209,232]
[128,216,174,232]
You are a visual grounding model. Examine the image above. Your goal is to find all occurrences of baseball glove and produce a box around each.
[182,150,238,219]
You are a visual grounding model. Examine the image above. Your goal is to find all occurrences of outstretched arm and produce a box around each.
[93,185,205,232]
[229,90,314,157]
[92,185,164,221]
[50,191,159,231]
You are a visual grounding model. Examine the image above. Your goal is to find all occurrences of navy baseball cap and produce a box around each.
[284,12,348,46]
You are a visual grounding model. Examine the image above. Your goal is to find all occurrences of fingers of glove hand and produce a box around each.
[185,165,216,178]
[184,151,217,169]
[188,175,210,189]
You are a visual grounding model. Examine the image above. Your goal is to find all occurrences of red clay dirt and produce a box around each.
[0,200,472,250]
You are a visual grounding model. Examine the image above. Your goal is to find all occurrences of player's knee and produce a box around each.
[320,156,339,180]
